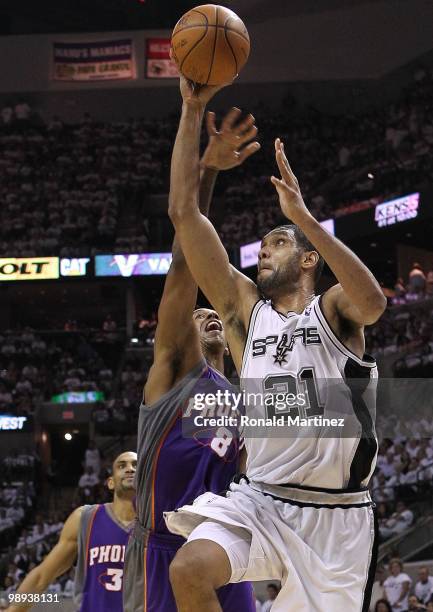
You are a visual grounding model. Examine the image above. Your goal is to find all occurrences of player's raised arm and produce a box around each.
[270,138,386,331]
[146,106,261,403]
[7,507,82,611]
[168,78,260,365]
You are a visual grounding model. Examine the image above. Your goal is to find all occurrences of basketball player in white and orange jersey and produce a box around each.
[163,77,386,612]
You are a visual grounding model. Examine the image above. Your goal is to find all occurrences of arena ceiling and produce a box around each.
[1,0,400,35]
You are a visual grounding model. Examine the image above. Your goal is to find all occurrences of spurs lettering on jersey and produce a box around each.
[241,296,378,489]
[252,327,322,365]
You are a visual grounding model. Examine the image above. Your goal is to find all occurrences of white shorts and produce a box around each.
[164,480,377,612]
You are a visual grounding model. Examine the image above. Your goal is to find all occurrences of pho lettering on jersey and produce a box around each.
[89,544,125,566]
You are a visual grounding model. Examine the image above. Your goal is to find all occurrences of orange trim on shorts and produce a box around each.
[150,409,180,530]
[143,544,147,612]
[85,505,101,566]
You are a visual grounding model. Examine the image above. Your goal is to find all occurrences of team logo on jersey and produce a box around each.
[252,327,322,365]
[273,334,290,365]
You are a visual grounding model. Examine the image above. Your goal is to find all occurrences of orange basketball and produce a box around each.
[171,4,250,85]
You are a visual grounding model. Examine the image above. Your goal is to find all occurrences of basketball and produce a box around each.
[171,4,250,85]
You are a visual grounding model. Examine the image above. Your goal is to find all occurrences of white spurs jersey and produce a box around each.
[240,295,378,490]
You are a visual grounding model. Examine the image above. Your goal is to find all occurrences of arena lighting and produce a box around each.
[64,433,72,441]
[367,173,374,179]
[130,337,139,344]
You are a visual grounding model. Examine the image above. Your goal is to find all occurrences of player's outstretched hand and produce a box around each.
[179,74,228,108]
[271,138,311,224]
[201,108,261,171]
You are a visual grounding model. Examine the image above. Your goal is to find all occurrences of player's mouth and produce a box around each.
[204,320,223,333]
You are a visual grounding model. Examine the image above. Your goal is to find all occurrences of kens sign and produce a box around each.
[0,258,59,281]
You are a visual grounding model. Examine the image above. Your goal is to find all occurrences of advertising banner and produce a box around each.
[95,253,172,277]
[60,258,91,277]
[0,258,59,281]
[146,38,179,78]
[51,391,104,404]
[53,39,135,81]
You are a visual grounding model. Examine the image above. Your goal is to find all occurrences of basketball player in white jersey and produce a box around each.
[164,77,387,611]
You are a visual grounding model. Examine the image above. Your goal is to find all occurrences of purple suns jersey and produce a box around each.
[74,503,132,612]
[123,360,255,612]
[135,360,242,533]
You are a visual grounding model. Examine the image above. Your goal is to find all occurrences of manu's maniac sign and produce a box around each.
[53,39,135,81]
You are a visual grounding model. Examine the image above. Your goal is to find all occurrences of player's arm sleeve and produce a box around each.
[168,102,258,324]
[7,507,81,611]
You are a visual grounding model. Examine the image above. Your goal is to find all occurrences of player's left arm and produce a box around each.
[271,138,386,334]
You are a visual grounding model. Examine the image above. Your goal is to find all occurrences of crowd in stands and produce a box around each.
[0,320,124,418]
[371,560,433,611]
[1,65,433,258]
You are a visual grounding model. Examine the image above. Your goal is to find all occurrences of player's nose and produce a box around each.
[258,246,270,261]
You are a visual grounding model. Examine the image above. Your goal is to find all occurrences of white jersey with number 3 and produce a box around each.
[240,295,378,489]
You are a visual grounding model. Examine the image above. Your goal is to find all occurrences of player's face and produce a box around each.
[108,452,137,495]
[257,230,302,298]
[193,308,226,349]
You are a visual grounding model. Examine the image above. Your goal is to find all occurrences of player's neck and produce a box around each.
[111,496,135,526]
[272,288,316,315]
[204,351,225,375]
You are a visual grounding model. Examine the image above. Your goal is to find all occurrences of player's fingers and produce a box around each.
[275,150,293,183]
[238,142,261,163]
[235,113,255,136]
[239,125,258,144]
[221,107,242,132]
[280,142,299,184]
[270,175,284,190]
[206,111,218,137]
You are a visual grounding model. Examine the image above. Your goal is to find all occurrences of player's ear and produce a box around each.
[224,344,230,357]
[302,250,319,272]
[107,476,114,492]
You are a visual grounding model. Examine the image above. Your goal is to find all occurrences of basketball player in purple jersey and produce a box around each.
[122,108,260,612]
[8,451,136,612]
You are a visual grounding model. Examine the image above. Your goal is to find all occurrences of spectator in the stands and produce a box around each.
[261,583,280,612]
[370,565,386,612]
[408,263,426,296]
[84,440,101,476]
[78,466,99,503]
[2,576,16,596]
[1,102,13,126]
[383,558,412,612]
[426,271,433,296]
[379,501,414,540]
[414,567,433,606]
[408,595,427,610]
[374,600,392,612]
